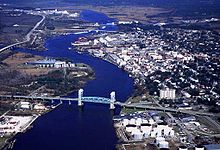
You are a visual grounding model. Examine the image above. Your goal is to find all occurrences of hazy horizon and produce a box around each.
[1,0,220,17]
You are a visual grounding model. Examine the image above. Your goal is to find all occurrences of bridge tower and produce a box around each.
[78,89,84,107]
[110,91,116,110]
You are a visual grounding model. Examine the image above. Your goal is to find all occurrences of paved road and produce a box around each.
[0,41,26,53]
[204,116,220,131]
[0,15,45,53]
[25,15,45,42]
[1,94,220,117]
[116,102,220,117]
[0,110,10,118]
[151,97,194,140]
[28,85,45,97]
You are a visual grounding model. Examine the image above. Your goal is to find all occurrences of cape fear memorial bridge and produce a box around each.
[0,89,117,109]
[0,89,219,117]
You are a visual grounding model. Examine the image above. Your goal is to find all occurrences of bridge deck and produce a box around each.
[0,95,219,117]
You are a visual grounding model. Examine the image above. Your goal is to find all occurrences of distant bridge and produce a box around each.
[0,15,45,53]
[0,41,26,53]
[0,89,219,117]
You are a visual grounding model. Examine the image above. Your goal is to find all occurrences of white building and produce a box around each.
[20,102,31,109]
[123,118,175,140]
[27,59,75,68]
[160,88,176,99]
[34,103,46,110]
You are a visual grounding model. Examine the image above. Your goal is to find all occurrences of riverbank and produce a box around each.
[0,101,62,150]
[0,50,95,149]
[0,5,99,51]
[0,50,95,96]
[2,9,134,150]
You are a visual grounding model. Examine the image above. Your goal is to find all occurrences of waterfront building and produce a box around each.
[20,102,31,109]
[26,59,75,68]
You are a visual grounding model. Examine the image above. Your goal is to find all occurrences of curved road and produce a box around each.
[0,15,45,53]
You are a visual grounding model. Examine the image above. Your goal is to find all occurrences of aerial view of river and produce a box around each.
[11,10,134,150]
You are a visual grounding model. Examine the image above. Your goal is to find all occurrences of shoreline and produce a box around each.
[1,102,62,150]
[1,3,220,150]
[0,50,95,96]
[0,9,135,150]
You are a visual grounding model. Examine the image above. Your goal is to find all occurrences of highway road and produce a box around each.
[0,15,45,53]
[25,15,45,42]
[0,110,10,118]
[1,94,220,118]
[203,116,220,132]
[116,102,220,117]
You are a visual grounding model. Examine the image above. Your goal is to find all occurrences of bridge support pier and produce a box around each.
[110,91,115,110]
[78,89,84,107]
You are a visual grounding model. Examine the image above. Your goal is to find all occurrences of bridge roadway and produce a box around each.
[115,102,220,117]
[1,95,219,117]
[0,95,111,104]
[0,41,27,53]
[0,15,45,53]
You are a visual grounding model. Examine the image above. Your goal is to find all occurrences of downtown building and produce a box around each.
[160,88,176,99]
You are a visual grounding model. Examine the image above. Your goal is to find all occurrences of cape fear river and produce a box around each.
[12,10,134,150]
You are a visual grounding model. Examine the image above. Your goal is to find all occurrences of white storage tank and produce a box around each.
[140,123,151,131]
[159,141,169,149]
[195,145,204,150]
[125,124,136,133]
[164,126,172,135]
[131,128,141,135]
[157,131,162,137]
[154,127,162,137]
[129,118,136,124]
[169,130,175,137]
[132,130,143,140]
[142,119,148,123]
[141,124,152,138]
[150,130,157,137]
[156,137,165,145]
[122,119,129,126]
[136,118,142,126]
[179,146,188,150]
[144,132,150,138]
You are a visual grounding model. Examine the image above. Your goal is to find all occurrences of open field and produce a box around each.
[0,50,94,96]
[0,11,42,45]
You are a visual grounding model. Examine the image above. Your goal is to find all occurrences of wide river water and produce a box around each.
[12,10,134,150]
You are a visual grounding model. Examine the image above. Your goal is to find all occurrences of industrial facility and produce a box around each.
[114,110,217,150]
[25,58,75,68]
[115,111,175,149]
